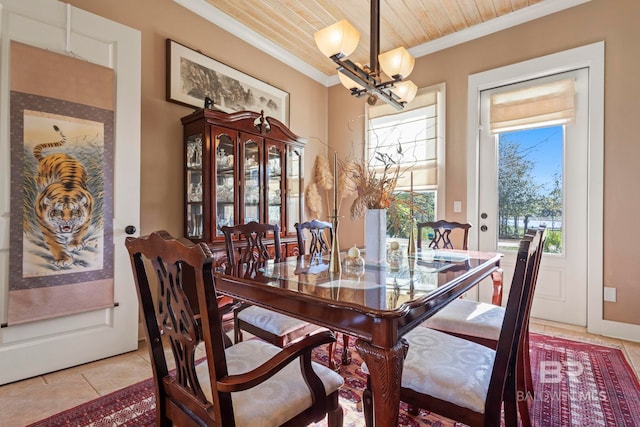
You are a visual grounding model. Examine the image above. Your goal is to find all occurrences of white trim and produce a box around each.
[175,0,591,87]
[436,83,446,217]
[467,42,638,343]
[411,0,591,58]
[0,0,142,384]
[173,0,330,85]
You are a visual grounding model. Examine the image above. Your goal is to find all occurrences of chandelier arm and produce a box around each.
[332,56,404,111]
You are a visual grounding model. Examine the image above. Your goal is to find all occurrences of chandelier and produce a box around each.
[314,0,417,110]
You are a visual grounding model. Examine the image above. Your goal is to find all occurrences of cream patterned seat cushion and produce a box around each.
[421,298,504,341]
[238,306,314,336]
[401,327,495,413]
[196,339,343,426]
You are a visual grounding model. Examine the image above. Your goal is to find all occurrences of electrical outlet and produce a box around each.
[453,201,462,213]
[604,286,617,302]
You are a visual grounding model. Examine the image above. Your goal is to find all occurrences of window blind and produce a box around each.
[367,88,439,190]
[490,78,576,134]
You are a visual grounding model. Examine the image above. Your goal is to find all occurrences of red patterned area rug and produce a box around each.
[28,333,640,427]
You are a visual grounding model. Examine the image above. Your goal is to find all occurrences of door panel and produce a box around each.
[478,69,588,326]
[0,0,141,384]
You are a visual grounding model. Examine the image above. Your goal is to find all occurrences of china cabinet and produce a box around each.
[182,109,305,260]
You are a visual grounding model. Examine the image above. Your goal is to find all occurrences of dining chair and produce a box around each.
[421,226,546,427]
[362,229,543,427]
[295,220,351,369]
[126,230,344,427]
[295,219,333,256]
[416,219,472,250]
[179,260,237,345]
[221,222,325,348]
[417,219,503,305]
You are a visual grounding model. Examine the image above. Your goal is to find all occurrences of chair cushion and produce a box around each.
[196,339,343,427]
[238,306,312,336]
[421,298,504,341]
[402,327,496,413]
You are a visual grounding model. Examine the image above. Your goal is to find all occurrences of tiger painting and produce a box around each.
[32,125,93,267]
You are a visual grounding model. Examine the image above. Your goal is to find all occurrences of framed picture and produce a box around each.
[166,39,289,124]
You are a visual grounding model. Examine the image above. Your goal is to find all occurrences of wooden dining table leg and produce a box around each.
[355,338,406,427]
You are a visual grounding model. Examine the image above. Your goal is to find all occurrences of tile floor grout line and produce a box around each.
[80,372,103,396]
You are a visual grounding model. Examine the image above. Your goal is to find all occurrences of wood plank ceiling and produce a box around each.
[205,0,544,77]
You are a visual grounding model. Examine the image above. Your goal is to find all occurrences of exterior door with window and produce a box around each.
[0,0,141,384]
[477,69,588,326]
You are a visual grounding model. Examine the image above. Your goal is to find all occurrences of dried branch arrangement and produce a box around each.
[305,154,356,220]
[343,148,402,220]
[305,134,407,221]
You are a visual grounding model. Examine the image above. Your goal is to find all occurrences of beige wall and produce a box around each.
[329,0,640,325]
[68,0,328,238]
[68,0,638,325]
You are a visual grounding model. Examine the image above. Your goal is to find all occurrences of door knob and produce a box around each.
[125,225,136,235]
[480,225,488,232]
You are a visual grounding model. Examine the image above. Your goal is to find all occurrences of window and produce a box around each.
[366,84,445,239]
[489,77,575,254]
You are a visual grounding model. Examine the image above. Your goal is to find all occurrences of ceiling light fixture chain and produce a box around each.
[314,0,417,110]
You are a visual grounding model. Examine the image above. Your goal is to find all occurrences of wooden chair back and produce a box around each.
[416,220,472,250]
[295,219,333,256]
[516,226,547,422]
[125,231,225,426]
[221,221,281,277]
[516,226,546,336]
[483,227,544,424]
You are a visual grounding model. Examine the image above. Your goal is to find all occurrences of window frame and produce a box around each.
[365,83,446,221]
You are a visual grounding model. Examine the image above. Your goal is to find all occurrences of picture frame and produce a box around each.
[166,39,289,125]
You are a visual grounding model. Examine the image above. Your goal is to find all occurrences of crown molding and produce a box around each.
[410,0,592,58]
[173,0,331,85]
[175,0,591,88]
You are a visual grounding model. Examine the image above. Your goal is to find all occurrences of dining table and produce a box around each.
[215,248,503,427]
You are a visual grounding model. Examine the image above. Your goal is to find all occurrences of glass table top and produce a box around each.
[255,250,481,311]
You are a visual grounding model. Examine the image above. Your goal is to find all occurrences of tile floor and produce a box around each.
[1,319,638,427]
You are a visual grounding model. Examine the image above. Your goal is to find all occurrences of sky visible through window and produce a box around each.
[498,125,563,252]
[500,125,563,188]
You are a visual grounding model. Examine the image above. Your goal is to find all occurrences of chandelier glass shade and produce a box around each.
[314,0,417,110]
[313,19,360,58]
[378,47,415,79]
[338,69,364,90]
[392,80,418,103]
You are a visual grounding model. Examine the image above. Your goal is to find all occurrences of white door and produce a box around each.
[0,0,141,384]
[468,43,640,342]
[476,69,589,326]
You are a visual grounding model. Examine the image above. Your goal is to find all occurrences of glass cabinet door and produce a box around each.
[242,138,261,224]
[214,133,235,238]
[186,134,203,239]
[266,143,285,229]
[287,147,303,234]
[182,110,304,245]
